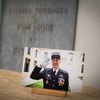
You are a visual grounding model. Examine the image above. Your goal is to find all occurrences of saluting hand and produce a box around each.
[41,58,50,68]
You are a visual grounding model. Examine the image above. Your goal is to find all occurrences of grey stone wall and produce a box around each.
[0,0,2,69]
[0,0,77,71]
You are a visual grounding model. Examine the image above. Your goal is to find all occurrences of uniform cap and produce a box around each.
[51,52,60,59]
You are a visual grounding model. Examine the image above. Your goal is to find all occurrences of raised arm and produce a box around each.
[30,66,44,80]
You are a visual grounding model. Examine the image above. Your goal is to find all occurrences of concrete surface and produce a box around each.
[0,69,100,100]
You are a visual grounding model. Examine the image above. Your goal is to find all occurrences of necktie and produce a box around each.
[53,71,56,76]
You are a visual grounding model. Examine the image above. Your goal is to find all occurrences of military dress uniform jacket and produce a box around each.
[30,66,69,91]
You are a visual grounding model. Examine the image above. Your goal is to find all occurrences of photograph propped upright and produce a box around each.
[21,47,85,96]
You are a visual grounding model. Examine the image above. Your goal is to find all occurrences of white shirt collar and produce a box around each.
[53,68,59,75]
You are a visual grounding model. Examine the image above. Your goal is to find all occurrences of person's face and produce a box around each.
[51,58,60,70]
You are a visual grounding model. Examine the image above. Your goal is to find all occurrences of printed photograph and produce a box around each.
[21,47,85,92]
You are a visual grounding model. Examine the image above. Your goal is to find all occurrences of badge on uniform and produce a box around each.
[46,80,48,84]
[47,74,51,79]
[58,74,65,86]
[47,74,50,77]
[59,74,64,78]
[46,74,51,84]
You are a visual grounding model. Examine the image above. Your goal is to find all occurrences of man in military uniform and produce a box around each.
[30,52,69,91]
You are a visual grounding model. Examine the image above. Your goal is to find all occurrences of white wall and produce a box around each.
[75,0,100,89]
